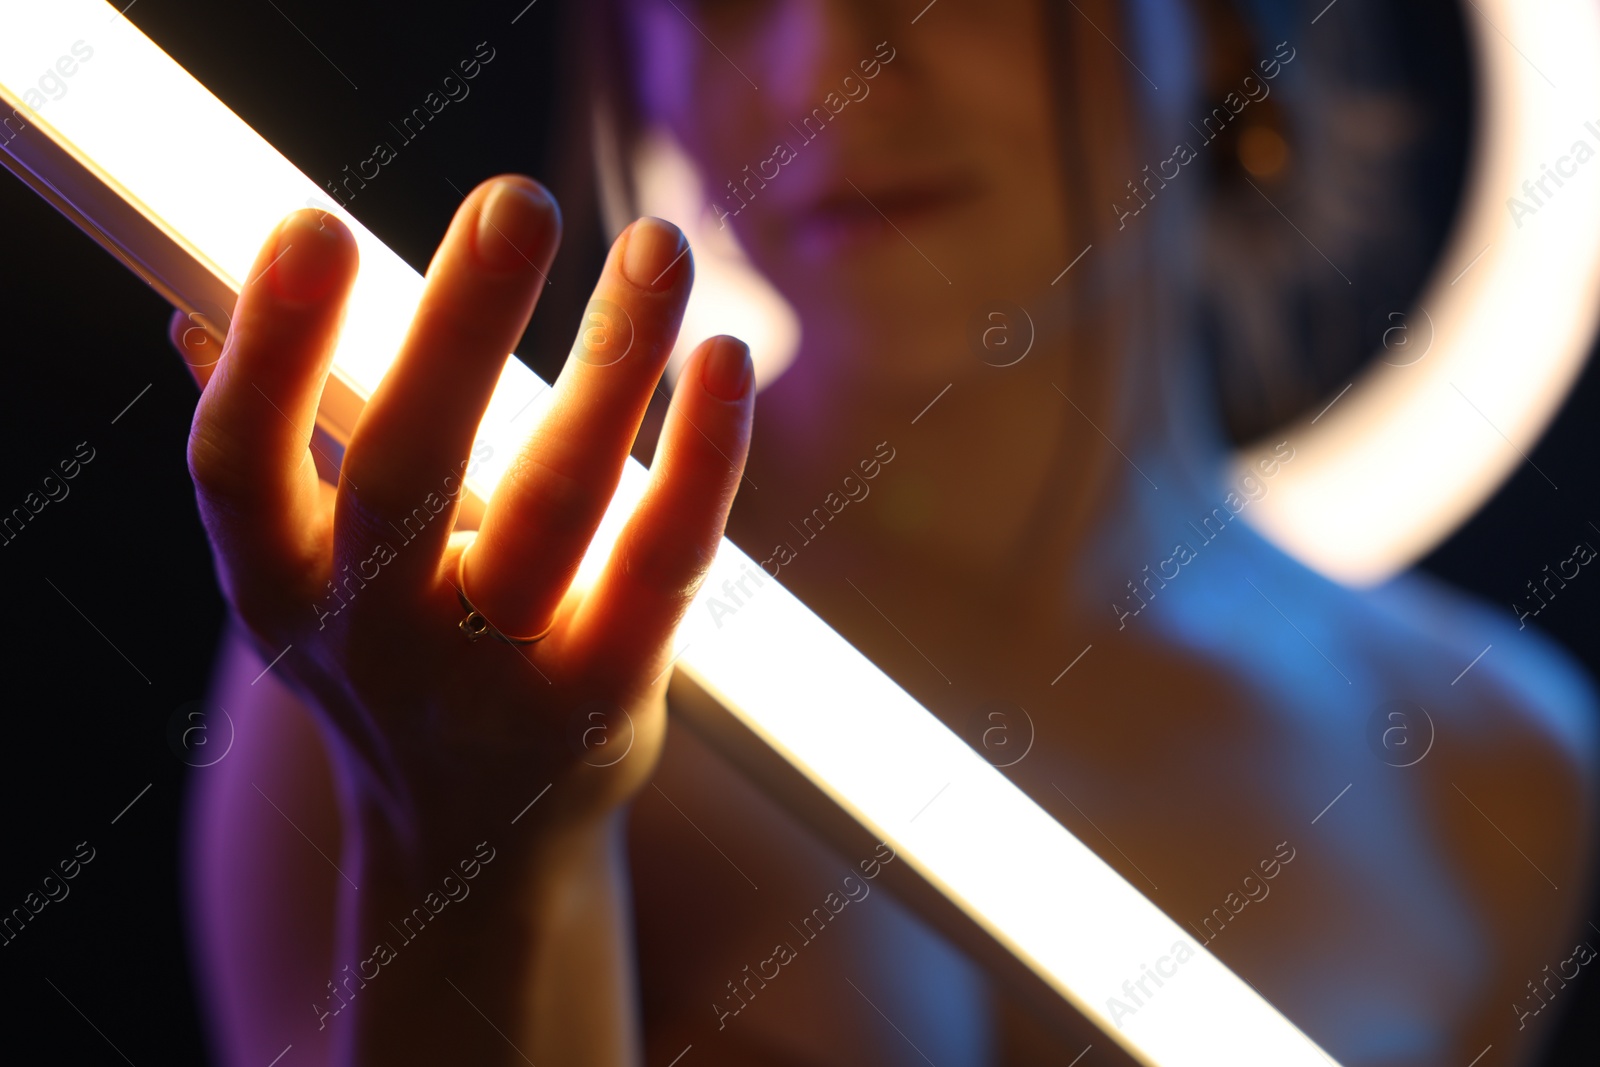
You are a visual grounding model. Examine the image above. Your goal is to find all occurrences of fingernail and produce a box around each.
[622,217,688,291]
[267,211,348,303]
[701,336,752,401]
[475,179,558,273]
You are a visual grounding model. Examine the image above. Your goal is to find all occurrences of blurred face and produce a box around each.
[626,0,1074,391]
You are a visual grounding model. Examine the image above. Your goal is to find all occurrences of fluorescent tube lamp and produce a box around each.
[1235,0,1600,585]
[0,3,1366,1063]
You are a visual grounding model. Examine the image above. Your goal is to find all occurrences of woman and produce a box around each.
[176,0,1597,1064]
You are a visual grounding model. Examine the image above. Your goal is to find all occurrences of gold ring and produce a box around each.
[455,549,553,645]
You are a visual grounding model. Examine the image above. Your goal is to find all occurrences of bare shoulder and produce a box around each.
[1362,567,1600,772]
[1362,569,1600,1053]
[1153,541,1600,1060]
[1167,524,1599,764]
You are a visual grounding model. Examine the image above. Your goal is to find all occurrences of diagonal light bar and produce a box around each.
[0,3,1337,1063]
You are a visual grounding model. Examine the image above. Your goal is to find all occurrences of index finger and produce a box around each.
[186,210,359,601]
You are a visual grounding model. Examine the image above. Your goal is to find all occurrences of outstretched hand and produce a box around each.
[174,176,754,870]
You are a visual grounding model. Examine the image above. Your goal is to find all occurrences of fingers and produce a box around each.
[336,176,561,593]
[567,336,754,681]
[186,210,359,604]
[465,216,695,638]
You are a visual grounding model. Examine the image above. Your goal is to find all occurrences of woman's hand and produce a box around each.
[174,177,754,1065]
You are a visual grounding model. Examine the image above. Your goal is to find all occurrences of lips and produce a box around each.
[790,175,982,254]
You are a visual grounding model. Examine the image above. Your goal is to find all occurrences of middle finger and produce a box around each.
[335,175,561,597]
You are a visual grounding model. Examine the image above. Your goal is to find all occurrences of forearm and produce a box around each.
[326,806,640,1067]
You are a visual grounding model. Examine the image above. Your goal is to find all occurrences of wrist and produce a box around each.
[322,804,626,1065]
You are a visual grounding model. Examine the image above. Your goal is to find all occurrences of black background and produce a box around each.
[0,1,1596,1063]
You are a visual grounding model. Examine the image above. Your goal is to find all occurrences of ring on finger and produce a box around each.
[456,548,553,645]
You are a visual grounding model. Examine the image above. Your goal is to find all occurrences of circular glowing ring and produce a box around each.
[1234,0,1600,586]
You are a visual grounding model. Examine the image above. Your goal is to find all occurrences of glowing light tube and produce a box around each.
[1235,0,1600,585]
[0,3,1337,1063]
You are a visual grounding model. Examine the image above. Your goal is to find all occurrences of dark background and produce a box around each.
[1,1,1596,1063]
